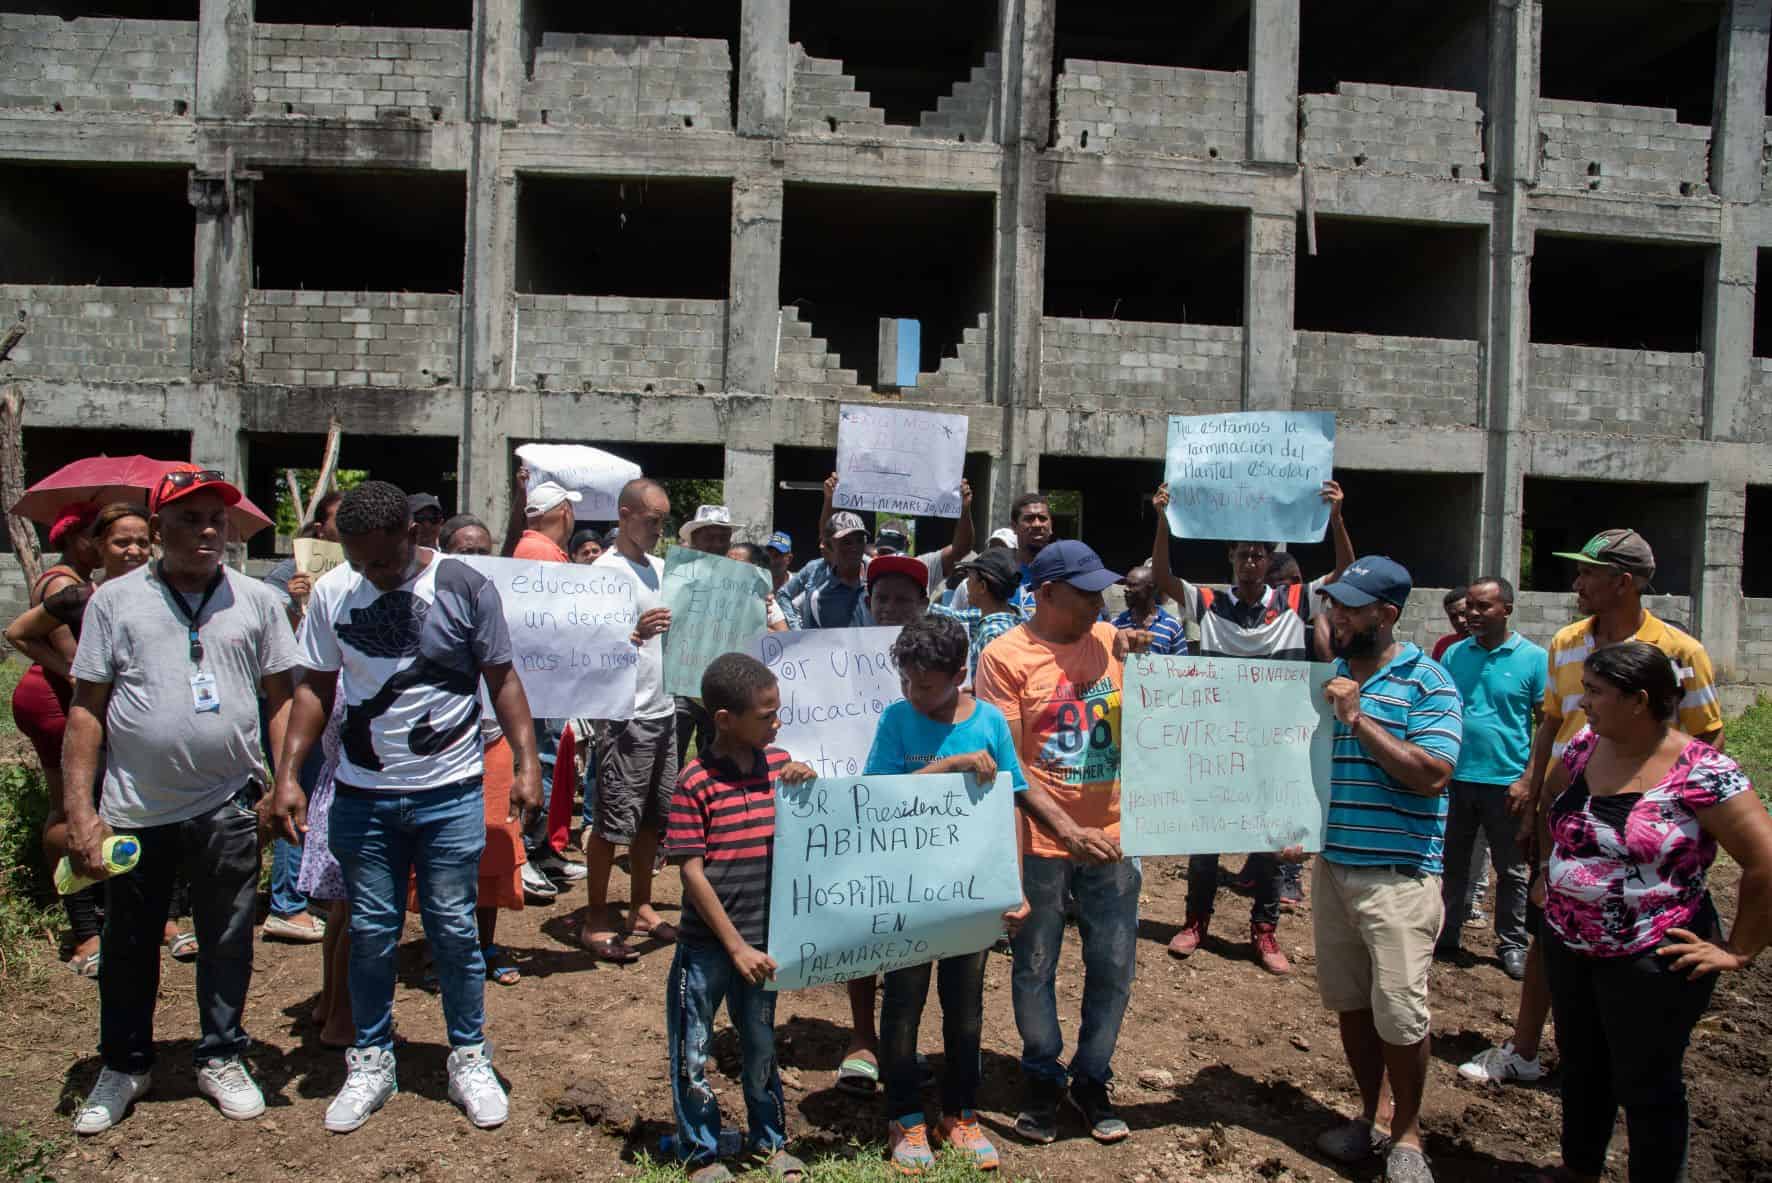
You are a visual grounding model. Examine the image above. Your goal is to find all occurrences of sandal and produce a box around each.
[631,921,678,945]
[762,1149,807,1181]
[68,950,101,978]
[167,932,199,961]
[835,1055,879,1095]
[484,945,521,986]
[583,934,639,964]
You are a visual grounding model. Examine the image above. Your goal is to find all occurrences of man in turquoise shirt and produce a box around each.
[1433,576,1545,980]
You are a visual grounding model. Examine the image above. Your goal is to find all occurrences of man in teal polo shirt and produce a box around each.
[1433,576,1544,980]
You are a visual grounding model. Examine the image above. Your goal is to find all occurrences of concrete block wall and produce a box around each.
[1743,359,1772,442]
[905,314,989,403]
[1299,83,1484,180]
[512,294,725,391]
[1295,332,1482,427]
[1538,99,1711,198]
[1053,61,1246,162]
[1398,589,1695,657]
[914,54,999,142]
[244,291,459,387]
[1525,344,1705,437]
[1740,599,1772,684]
[789,46,997,142]
[519,34,732,131]
[775,305,873,398]
[0,285,190,381]
[1039,317,1242,410]
[0,15,195,116]
[251,25,468,121]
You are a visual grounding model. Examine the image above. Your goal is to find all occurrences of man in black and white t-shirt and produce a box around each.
[1148,480,1354,975]
[268,481,542,1134]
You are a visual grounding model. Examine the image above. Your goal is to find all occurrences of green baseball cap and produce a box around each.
[1552,528,1655,579]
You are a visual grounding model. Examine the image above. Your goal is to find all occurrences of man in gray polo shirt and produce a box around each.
[61,467,298,1135]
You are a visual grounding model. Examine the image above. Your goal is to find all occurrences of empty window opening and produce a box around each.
[1035,455,1165,578]
[1754,251,1772,358]
[1043,199,1244,325]
[254,0,470,28]
[789,0,997,126]
[11,427,190,553]
[7,0,194,15]
[1053,0,1247,73]
[515,177,731,299]
[1540,0,1718,125]
[244,432,459,557]
[1746,486,1772,597]
[773,446,992,564]
[1522,477,1701,597]
[1288,470,1481,591]
[1529,234,1706,352]
[0,164,191,286]
[1296,217,1483,339]
[253,170,465,293]
[780,184,993,388]
[1300,0,1490,107]
[515,442,725,541]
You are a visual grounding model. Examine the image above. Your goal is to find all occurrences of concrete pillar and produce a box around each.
[1699,481,1747,674]
[738,0,790,137]
[1710,0,1772,203]
[1242,212,1296,410]
[725,176,785,396]
[1701,220,1756,442]
[196,0,252,120]
[724,447,776,537]
[190,177,252,382]
[1247,0,1299,163]
[188,382,245,486]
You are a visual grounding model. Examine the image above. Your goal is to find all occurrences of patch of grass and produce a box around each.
[628,1144,1004,1183]
[0,760,59,985]
[0,1123,63,1182]
[0,658,24,738]
[1727,696,1772,805]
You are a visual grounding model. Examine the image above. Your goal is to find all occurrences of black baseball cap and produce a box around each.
[957,547,1019,598]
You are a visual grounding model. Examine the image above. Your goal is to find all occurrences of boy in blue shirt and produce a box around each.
[863,614,1028,1174]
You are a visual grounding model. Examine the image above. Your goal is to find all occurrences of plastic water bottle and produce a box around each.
[53,835,142,895]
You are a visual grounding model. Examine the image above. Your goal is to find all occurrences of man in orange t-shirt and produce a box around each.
[975,540,1148,1147]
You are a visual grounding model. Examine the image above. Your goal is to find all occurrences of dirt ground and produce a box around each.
[1,852,1767,1183]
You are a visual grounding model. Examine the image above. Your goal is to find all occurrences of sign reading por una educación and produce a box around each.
[757,626,904,778]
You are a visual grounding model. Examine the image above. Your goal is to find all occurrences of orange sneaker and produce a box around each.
[935,1110,1000,1170]
[888,1115,935,1175]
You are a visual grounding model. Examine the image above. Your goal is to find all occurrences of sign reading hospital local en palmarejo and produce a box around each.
[1119,652,1335,857]
[766,772,1021,991]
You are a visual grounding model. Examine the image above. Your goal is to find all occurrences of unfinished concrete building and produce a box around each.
[4,0,1772,702]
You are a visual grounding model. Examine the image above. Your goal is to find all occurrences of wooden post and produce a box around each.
[302,418,343,527]
[0,386,41,589]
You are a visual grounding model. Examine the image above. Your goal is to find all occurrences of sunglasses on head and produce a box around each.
[157,469,226,499]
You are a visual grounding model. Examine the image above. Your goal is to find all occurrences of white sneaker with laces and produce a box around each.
[520,861,559,898]
[197,1057,266,1119]
[447,1042,508,1129]
[325,1046,397,1133]
[1458,1041,1544,1084]
[73,1067,151,1135]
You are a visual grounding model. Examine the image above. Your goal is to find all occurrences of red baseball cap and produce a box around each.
[866,553,928,593]
[150,464,243,515]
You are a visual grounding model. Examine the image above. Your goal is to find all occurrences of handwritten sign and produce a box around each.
[835,404,968,519]
[1120,652,1335,856]
[1164,411,1335,543]
[515,443,642,521]
[757,627,904,778]
[766,773,1021,991]
[294,538,345,579]
[450,555,639,719]
[661,548,770,698]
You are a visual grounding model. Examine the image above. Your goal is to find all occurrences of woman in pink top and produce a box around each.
[1534,641,1772,1183]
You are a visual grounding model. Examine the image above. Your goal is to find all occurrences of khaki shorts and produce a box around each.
[1312,860,1443,1045]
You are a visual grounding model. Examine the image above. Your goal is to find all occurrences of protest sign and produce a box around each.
[293,538,345,579]
[757,626,903,778]
[834,404,968,519]
[450,555,639,719]
[661,548,770,698]
[1163,411,1335,542]
[1120,652,1335,857]
[514,443,642,521]
[767,772,1021,991]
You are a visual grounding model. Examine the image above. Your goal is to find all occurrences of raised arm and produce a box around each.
[1322,480,1353,582]
[818,471,838,541]
[1148,486,1191,611]
[938,479,976,576]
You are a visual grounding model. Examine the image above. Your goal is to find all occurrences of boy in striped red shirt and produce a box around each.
[663,653,815,1182]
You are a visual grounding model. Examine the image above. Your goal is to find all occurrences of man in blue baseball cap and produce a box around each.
[975,539,1152,1147]
[762,532,799,628]
[1295,555,1462,1183]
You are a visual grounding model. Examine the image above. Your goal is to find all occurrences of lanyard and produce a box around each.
[159,561,224,666]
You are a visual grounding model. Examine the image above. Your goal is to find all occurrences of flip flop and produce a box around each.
[484,945,521,986]
[835,1056,879,1095]
[68,950,101,978]
[583,934,639,964]
[167,932,199,962]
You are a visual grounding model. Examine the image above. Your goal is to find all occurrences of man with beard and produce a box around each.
[1295,557,1461,1183]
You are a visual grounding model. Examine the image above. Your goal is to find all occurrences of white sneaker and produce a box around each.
[447,1042,508,1129]
[520,861,559,899]
[197,1057,266,1119]
[73,1067,151,1135]
[1458,1041,1544,1084]
[325,1046,397,1133]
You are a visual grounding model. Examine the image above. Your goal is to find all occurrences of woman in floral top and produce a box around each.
[1535,641,1772,1183]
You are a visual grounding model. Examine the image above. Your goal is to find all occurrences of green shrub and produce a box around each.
[0,1123,62,1182]
[0,760,58,982]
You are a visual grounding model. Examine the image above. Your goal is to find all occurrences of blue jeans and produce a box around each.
[266,715,325,918]
[666,940,785,1165]
[330,778,486,1050]
[1012,855,1142,1088]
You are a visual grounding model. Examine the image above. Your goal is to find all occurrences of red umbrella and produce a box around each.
[13,455,275,540]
